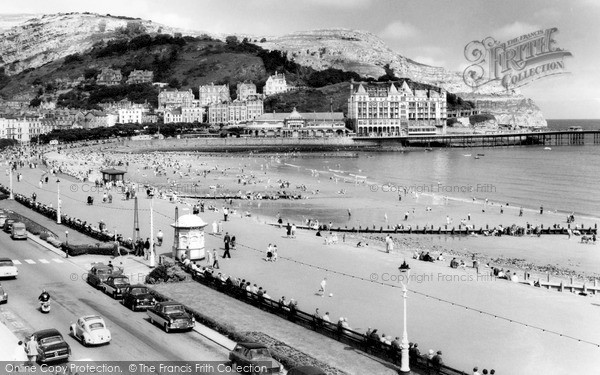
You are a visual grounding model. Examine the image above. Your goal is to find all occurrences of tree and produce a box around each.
[225,35,239,45]
[168,78,181,89]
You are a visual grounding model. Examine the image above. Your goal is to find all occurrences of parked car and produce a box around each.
[3,219,15,233]
[122,284,156,311]
[229,342,284,374]
[286,366,327,375]
[69,315,111,346]
[0,214,7,227]
[10,222,27,240]
[103,275,130,299]
[31,329,71,363]
[87,263,122,289]
[0,283,7,303]
[0,258,18,279]
[147,301,194,333]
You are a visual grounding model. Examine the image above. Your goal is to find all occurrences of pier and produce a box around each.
[353,129,600,147]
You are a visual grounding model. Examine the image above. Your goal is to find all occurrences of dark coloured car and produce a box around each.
[0,283,7,303]
[229,342,284,374]
[287,366,327,375]
[32,328,71,363]
[122,284,156,311]
[103,275,130,299]
[86,263,122,289]
[147,301,194,332]
[3,218,15,233]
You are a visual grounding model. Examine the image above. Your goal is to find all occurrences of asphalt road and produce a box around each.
[0,231,238,374]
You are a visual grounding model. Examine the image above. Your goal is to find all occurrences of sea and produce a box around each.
[244,119,600,225]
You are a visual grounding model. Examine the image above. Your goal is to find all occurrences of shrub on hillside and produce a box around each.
[469,113,496,125]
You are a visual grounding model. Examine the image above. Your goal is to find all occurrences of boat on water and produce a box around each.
[425,147,433,151]
[477,153,485,156]
[463,154,471,157]
[544,147,552,150]
[474,156,480,159]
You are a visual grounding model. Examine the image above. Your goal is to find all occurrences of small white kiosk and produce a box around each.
[171,214,208,261]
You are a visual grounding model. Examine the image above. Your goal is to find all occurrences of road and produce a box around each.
[0,231,238,374]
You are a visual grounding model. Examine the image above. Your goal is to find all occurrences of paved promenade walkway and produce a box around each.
[3,163,600,374]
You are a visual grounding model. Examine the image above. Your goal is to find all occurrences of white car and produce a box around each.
[70,315,111,346]
[0,258,18,279]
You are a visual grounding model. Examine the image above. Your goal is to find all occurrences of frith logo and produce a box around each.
[463,27,572,91]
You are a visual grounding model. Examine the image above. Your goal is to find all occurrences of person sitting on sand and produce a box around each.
[398,260,410,271]
[422,252,434,262]
[450,258,459,268]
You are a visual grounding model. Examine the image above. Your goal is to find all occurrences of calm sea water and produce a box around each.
[244,119,600,224]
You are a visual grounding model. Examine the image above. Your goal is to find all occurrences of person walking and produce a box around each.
[25,335,39,366]
[223,239,231,259]
[317,277,327,297]
[143,238,150,260]
[156,230,164,246]
[13,340,27,363]
[212,249,220,269]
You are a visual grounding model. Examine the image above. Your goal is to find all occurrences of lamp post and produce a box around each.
[149,197,155,268]
[8,168,13,200]
[399,269,412,374]
[56,178,61,224]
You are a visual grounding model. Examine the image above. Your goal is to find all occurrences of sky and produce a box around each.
[2,0,599,119]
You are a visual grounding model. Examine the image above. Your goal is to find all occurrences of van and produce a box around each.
[10,222,27,240]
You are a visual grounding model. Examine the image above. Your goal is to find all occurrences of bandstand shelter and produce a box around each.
[101,168,127,184]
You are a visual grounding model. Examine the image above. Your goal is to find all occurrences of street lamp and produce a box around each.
[8,168,13,200]
[56,178,61,224]
[149,197,155,268]
[399,269,412,374]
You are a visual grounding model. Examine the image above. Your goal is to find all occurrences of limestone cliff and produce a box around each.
[260,29,547,128]
[0,13,190,75]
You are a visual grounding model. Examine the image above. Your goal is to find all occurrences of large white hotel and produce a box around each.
[348,80,447,136]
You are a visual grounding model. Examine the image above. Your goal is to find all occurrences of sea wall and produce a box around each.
[119,136,378,153]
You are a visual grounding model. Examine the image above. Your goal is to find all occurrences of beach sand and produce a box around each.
[3,145,599,374]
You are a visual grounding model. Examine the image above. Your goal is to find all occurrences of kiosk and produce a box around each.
[171,214,208,261]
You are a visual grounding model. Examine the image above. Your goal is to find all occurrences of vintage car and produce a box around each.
[286,366,327,375]
[3,218,15,233]
[10,222,27,240]
[147,301,195,333]
[69,315,111,346]
[86,263,122,289]
[229,342,284,374]
[122,284,156,311]
[0,258,18,279]
[32,328,71,363]
[0,283,7,303]
[103,275,130,299]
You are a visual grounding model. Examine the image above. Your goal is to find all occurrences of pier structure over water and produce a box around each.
[353,129,600,147]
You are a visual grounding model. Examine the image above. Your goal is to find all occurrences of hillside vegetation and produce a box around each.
[1,31,472,112]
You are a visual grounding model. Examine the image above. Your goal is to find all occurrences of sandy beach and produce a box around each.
[2,143,600,374]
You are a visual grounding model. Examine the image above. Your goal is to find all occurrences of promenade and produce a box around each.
[2,156,600,374]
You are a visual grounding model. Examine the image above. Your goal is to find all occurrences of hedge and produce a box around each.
[61,243,118,257]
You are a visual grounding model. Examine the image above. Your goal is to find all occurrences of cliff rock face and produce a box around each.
[0,15,546,127]
[261,29,546,127]
[0,13,186,75]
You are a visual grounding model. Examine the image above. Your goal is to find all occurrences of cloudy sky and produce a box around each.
[3,0,599,119]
